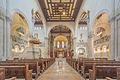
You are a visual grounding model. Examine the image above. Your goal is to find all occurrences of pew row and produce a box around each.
[0,65,32,80]
[81,61,120,78]
[89,65,120,80]
[106,77,113,80]
[0,58,55,80]
[66,58,120,80]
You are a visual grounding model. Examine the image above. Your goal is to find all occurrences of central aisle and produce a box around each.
[37,58,84,80]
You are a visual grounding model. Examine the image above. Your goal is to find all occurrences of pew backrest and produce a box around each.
[0,68,5,80]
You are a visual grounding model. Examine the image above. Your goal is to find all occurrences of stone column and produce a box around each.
[6,16,12,59]
[3,15,7,60]
[73,37,77,58]
[88,32,94,58]
[0,8,5,60]
[109,18,115,60]
[109,0,117,60]
[44,37,49,58]
[4,0,12,60]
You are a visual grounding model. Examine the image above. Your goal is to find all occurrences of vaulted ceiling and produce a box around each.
[38,0,83,22]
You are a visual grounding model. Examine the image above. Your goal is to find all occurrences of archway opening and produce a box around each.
[93,12,111,59]
[48,25,73,58]
[54,35,68,58]
[11,12,29,58]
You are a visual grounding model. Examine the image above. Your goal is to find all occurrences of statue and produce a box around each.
[39,48,41,59]
[80,33,83,39]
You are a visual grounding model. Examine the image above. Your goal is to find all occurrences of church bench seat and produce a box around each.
[0,68,5,80]
[67,58,120,80]
[0,65,32,80]
[66,58,110,73]
[106,77,113,80]
[8,77,16,80]
[0,58,55,78]
[20,58,55,72]
[81,61,120,78]
[0,62,40,79]
[89,65,120,80]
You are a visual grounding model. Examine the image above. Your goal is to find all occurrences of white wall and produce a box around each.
[0,0,7,60]
[6,0,47,59]
[74,0,115,59]
[0,0,119,59]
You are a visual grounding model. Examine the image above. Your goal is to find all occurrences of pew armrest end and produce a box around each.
[89,69,94,80]
[9,77,16,80]
[106,77,113,80]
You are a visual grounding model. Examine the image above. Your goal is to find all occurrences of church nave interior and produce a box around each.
[0,0,120,80]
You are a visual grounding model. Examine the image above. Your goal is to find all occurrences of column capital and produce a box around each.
[6,16,12,22]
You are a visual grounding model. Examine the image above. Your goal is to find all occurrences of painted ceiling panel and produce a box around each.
[38,0,83,22]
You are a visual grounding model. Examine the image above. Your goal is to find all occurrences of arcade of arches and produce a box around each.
[0,0,120,80]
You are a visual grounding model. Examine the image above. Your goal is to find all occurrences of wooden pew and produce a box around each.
[81,60,120,78]
[21,58,55,73]
[0,65,32,80]
[0,60,40,79]
[0,68,17,80]
[89,65,120,80]
[9,77,16,80]
[67,58,108,73]
[77,58,108,72]
[106,77,113,80]
[1,58,55,76]
[0,68,5,80]
[18,60,41,77]
[0,58,55,80]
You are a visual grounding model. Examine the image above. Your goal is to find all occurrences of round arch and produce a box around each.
[11,12,29,35]
[54,35,68,42]
[92,11,111,59]
[48,25,73,58]
[91,9,111,31]
[10,9,30,30]
[10,12,29,56]
[47,24,74,37]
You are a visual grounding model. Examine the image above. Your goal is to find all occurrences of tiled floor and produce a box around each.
[37,58,84,80]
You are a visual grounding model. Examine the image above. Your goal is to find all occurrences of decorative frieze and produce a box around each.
[11,35,28,44]
[94,35,111,46]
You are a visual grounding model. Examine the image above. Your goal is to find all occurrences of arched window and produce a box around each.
[62,41,64,48]
[97,47,100,53]
[57,41,60,48]
[103,45,107,53]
